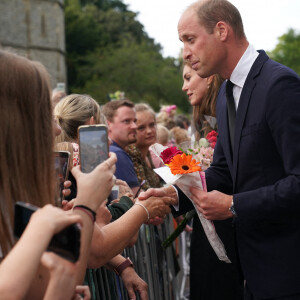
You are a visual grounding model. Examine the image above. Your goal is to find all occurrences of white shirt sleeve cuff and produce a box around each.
[170,185,179,211]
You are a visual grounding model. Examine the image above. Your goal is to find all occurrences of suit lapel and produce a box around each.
[232,51,269,190]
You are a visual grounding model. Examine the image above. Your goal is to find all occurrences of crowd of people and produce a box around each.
[0,0,299,299]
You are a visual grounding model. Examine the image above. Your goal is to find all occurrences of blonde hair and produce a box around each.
[170,127,190,145]
[135,103,156,118]
[156,124,170,146]
[0,50,55,256]
[54,94,106,143]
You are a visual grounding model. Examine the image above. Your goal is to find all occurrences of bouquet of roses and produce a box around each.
[151,131,231,263]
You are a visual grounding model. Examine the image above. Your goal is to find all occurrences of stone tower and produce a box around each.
[0,0,66,89]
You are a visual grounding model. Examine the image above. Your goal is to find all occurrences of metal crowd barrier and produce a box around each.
[86,215,185,300]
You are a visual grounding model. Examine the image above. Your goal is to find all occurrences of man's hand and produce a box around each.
[121,267,148,300]
[138,186,178,203]
[190,187,233,220]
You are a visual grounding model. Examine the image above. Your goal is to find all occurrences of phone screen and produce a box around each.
[56,82,65,93]
[14,202,36,238]
[79,125,108,173]
[14,202,81,262]
[54,151,70,203]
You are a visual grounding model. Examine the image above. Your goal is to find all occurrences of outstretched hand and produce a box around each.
[138,186,178,224]
[139,186,171,200]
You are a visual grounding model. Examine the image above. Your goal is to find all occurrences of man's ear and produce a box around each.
[215,21,228,41]
[107,120,112,132]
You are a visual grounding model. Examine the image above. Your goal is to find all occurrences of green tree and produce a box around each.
[72,40,188,111]
[64,0,189,112]
[268,28,300,75]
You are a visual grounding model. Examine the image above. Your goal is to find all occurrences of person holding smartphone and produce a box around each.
[0,205,83,299]
[54,94,176,299]
[0,50,116,299]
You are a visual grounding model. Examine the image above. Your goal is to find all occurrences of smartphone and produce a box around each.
[110,185,119,200]
[78,125,109,173]
[14,202,81,263]
[56,82,65,93]
[54,151,70,204]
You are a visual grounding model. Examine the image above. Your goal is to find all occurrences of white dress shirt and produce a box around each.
[229,44,259,110]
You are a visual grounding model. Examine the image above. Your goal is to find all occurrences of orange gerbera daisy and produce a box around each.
[168,153,201,175]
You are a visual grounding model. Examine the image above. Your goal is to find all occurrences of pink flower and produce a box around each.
[193,146,214,171]
[160,147,183,164]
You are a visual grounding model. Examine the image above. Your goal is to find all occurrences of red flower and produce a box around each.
[160,147,183,164]
[210,142,216,149]
[206,130,218,148]
[208,136,217,143]
[206,130,217,141]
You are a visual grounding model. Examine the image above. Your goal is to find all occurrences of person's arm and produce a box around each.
[234,74,300,222]
[105,255,148,300]
[87,194,176,268]
[71,153,117,283]
[189,73,300,222]
[0,205,82,300]
[41,252,80,300]
[107,196,138,246]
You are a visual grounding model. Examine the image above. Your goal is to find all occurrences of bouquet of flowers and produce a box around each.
[179,131,217,171]
[151,131,231,263]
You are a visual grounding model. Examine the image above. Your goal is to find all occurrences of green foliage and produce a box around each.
[268,28,300,75]
[64,0,189,112]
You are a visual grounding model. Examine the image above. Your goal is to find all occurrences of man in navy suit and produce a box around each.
[140,0,300,299]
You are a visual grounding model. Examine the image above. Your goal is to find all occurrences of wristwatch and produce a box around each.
[229,199,237,217]
[114,258,134,276]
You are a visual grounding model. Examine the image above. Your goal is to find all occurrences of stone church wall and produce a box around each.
[0,0,66,89]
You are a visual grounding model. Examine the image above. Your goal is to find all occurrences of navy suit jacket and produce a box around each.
[177,51,300,299]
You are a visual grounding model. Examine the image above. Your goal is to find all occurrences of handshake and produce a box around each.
[136,185,179,224]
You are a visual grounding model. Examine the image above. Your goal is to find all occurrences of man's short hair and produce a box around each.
[192,0,246,40]
[102,99,135,122]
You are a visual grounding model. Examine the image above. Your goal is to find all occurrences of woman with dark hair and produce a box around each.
[183,64,223,140]
[182,63,243,300]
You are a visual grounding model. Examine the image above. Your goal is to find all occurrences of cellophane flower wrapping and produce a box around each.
[150,142,231,263]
